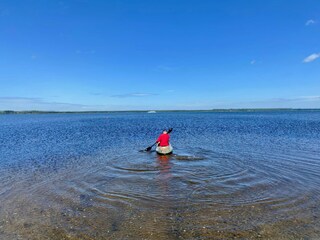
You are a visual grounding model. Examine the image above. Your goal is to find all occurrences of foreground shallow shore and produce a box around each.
[1,157,319,240]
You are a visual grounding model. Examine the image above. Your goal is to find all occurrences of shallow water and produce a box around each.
[0,111,320,239]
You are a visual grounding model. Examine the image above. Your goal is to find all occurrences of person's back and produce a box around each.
[157,130,170,147]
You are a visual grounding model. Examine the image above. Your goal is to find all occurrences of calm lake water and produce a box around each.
[0,111,319,239]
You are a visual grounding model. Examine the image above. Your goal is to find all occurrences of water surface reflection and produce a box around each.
[0,112,320,239]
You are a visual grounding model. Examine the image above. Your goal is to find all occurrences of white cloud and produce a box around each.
[297,96,320,101]
[1,95,319,112]
[250,60,256,65]
[165,90,175,93]
[0,96,174,111]
[232,96,320,108]
[269,96,320,102]
[0,97,108,111]
[111,93,158,98]
[305,19,316,26]
[303,53,320,63]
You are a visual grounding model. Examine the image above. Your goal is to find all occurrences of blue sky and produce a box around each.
[0,0,320,111]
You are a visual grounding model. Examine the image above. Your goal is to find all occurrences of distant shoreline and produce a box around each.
[1,109,320,114]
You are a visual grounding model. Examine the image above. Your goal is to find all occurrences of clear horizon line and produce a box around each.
[1,108,320,113]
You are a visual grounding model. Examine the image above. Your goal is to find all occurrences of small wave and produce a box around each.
[110,165,159,173]
[174,155,206,161]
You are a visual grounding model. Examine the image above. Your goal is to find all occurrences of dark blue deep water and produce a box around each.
[0,111,320,239]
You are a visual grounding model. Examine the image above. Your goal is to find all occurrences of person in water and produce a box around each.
[156,129,170,147]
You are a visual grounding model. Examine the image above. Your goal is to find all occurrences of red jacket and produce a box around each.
[157,133,170,147]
